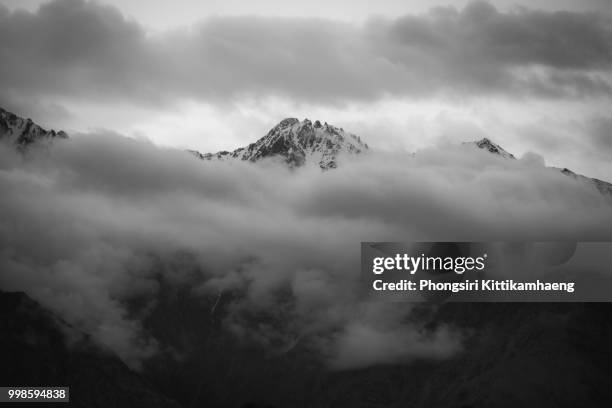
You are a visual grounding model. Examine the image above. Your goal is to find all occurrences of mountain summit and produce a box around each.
[467,137,612,195]
[0,107,67,147]
[468,138,516,159]
[191,118,368,169]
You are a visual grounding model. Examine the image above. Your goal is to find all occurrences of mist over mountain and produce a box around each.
[3,105,609,194]
[2,107,612,406]
[466,137,612,196]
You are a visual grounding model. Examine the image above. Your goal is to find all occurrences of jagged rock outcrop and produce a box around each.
[0,107,67,148]
[191,117,367,169]
[467,137,516,159]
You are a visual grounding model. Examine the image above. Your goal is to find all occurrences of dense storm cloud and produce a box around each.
[1,0,611,107]
[1,134,611,369]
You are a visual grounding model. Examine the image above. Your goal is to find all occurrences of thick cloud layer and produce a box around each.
[1,0,611,108]
[1,135,611,370]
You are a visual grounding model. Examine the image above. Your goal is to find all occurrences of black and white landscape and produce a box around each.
[1,0,612,407]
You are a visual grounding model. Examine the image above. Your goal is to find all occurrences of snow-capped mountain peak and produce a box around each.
[191,118,368,169]
[467,137,516,159]
[465,136,611,196]
[0,107,67,148]
[559,167,612,196]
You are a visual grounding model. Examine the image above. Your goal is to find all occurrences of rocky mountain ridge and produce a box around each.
[190,117,368,169]
[466,137,516,159]
[0,107,67,147]
[468,137,612,195]
[1,106,609,195]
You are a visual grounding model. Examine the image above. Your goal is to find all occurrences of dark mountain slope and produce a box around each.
[135,285,612,408]
[0,291,183,408]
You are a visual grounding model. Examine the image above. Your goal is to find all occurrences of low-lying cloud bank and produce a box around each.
[1,0,611,109]
[0,134,611,370]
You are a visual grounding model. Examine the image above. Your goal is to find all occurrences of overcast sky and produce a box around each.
[1,0,611,179]
[2,0,612,370]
